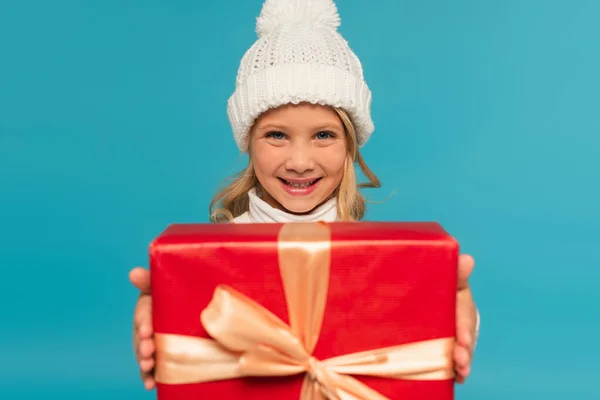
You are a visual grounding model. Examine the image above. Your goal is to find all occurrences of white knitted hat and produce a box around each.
[227,0,374,152]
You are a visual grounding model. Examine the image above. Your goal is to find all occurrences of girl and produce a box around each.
[130,0,480,391]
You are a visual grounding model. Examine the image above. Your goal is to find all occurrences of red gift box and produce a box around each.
[150,221,458,399]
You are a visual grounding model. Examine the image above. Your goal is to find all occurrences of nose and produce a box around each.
[284,143,315,174]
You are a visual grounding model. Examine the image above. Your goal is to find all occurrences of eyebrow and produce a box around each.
[256,123,288,131]
[256,123,344,132]
[313,125,344,132]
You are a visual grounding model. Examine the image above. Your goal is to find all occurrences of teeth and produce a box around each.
[290,181,311,188]
[285,180,315,188]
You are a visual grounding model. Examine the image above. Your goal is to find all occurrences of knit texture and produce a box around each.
[227,0,374,152]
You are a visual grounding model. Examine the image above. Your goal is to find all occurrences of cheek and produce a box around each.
[251,144,281,178]
[320,148,347,178]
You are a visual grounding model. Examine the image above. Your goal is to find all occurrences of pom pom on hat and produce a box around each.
[256,0,341,37]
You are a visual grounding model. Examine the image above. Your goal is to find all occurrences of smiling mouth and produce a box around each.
[278,178,322,188]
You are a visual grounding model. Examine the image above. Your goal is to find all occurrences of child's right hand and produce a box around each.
[129,267,156,390]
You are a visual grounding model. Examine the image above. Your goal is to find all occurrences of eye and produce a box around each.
[266,131,286,140]
[315,131,335,140]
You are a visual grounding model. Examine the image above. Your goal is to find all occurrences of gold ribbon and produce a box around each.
[154,222,454,399]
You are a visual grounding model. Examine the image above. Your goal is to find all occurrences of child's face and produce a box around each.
[250,103,348,214]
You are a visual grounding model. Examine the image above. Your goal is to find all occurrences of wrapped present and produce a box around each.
[150,221,458,399]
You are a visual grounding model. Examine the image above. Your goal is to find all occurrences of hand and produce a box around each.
[454,254,478,384]
[130,267,156,390]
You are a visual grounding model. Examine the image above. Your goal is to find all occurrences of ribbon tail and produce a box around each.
[300,368,390,400]
[300,374,328,400]
[326,338,455,380]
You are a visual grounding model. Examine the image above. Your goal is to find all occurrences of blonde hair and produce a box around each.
[209,107,381,223]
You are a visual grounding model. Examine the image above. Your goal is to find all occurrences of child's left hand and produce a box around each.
[454,254,479,384]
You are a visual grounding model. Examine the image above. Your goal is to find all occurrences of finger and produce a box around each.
[144,376,156,391]
[458,364,471,377]
[456,289,477,349]
[133,319,150,363]
[453,344,471,384]
[140,370,156,390]
[456,317,474,349]
[140,358,155,373]
[457,254,474,290]
[134,296,153,337]
[138,337,156,359]
[129,267,151,294]
[456,363,471,380]
[138,320,154,340]
[454,344,471,370]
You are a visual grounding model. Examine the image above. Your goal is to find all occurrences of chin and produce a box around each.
[274,194,324,215]
[279,200,319,214]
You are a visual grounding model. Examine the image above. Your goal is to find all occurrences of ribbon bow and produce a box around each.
[154,223,454,399]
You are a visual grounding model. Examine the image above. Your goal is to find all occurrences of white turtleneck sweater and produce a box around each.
[231,187,480,349]
[233,188,338,223]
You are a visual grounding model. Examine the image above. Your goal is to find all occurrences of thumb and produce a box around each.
[457,254,474,290]
[129,267,151,294]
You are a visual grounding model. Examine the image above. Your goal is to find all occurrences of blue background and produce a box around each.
[1,0,599,398]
